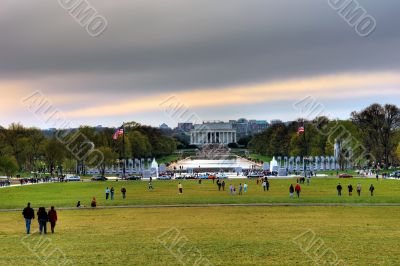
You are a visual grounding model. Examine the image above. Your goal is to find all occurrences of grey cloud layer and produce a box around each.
[1,0,399,96]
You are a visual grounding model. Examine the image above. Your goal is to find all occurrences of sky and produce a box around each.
[1,0,399,129]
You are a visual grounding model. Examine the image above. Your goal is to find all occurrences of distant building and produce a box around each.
[177,122,193,132]
[190,122,237,146]
[159,123,171,130]
[229,119,269,139]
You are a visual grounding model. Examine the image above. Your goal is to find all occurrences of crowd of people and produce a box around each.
[18,176,65,185]
[0,179,11,187]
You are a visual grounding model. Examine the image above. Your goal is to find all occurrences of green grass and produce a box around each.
[248,153,272,163]
[1,178,399,209]
[156,154,180,165]
[1,206,399,265]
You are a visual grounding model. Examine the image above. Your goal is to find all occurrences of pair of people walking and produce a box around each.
[105,187,115,200]
[289,183,301,198]
[22,203,58,234]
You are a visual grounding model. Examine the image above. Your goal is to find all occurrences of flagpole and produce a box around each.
[122,122,126,177]
[303,119,307,178]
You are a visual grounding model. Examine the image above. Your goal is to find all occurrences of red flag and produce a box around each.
[113,127,124,140]
[297,126,305,135]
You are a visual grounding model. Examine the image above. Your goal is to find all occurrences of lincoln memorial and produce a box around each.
[190,122,237,146]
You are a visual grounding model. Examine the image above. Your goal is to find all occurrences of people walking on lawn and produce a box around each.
[148,182,154,190]
[369,184,375,196]
[348,184,353,196]
[357,183,362,196]
[48,206,58,234]
[178,183,183,194]
[91,197,97,208]
[244,183,248,193]
[289,184,294,198]
[265,179,270,191]
[239,183,243,195]
[222,181,226,191]
[295,183,301,198]
[22,203,35,234]
[337,183,343,196]
[262,180,267,191]
[110,187,115,200]
[121,187,127,199]
[105,187,110,200]
[37,207,48,235]
[217,180,221,191]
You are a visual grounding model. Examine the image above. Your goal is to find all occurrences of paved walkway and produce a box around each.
[2,202,400,213]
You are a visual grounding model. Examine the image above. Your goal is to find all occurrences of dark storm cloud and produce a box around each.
[1,0,400,95]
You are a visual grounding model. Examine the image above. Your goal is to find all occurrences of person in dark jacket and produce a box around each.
[348,184,353,196]
[22,203,35,234]
[289,184,295,198]
[48,206,58,234]
[369,184,375,196]
[37,207,48,234]
[337,183,343,196]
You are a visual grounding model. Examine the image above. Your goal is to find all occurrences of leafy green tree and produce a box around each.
[352,104,400,167]
[0,155,19,177]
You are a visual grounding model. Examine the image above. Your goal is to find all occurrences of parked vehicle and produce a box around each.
[216,173,228,179]
[65,175,81,182]
[339,173,353,178]
[247,172,264,179]
[198,174,209,179]
[91,176,108,181]
[126,175,141,180]
[390,171,400,178]
[158,175,172,180]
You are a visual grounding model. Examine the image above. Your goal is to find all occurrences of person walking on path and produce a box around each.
[178,183,183,194]
[337,183,343,196]
[357,183,362,196]
[37,207,48,235]
[121,187,127,199]
[369,184,375,196]
[110,187,115,200]
[91,197,97,208]
[48,206,58,234]
[222,181,225,191]
[348,184,353,196]
[105,187,110,200]
[239,183,243,195]
[22,203,35,234]
[295,183,301,198]
[289,184,295,198]
[244,183,248,193]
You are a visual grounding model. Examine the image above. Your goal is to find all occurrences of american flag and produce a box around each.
[113,127,124,140]
[297,126,305,135]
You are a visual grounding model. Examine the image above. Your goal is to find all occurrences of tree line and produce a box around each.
[248,103,400,168]
[0,121,177,176]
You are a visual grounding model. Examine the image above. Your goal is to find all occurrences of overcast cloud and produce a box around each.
[1,0,399,128]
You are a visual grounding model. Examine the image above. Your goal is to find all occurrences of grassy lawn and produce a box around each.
[156,154,181,165]
[1,178,399,209]
[248,153,272,163]
[0,206,399,265]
